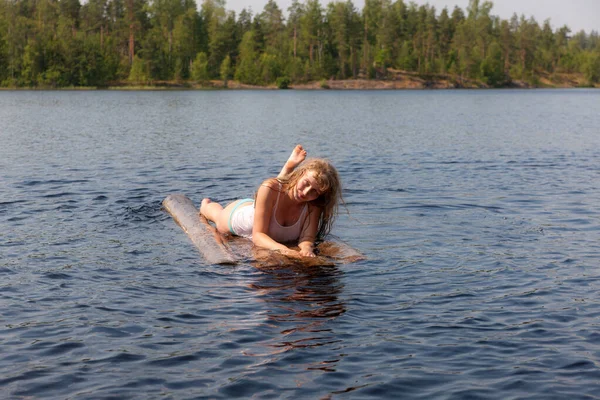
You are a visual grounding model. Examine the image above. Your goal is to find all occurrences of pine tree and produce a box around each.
[235,30,260,84]
[0,0,598,87]
[191,51,209,82]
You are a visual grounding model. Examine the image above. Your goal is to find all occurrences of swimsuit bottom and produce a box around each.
[228,199,254,238]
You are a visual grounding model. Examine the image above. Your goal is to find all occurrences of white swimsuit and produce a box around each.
[228,199,255,238]
[228,184,308,243]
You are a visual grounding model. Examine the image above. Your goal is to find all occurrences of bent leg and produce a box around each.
[278,144,307,179]
[200,198,250,235]
[200,198,223,223]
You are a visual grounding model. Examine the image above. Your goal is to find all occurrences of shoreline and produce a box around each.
[1,72,597,91]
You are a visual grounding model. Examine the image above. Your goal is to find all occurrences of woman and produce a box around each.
[200,145,342,258]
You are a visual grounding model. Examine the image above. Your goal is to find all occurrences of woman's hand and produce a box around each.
[281,248,315,258]
[280,248,303,259]
[298,239,316,258]
[299,249,316,257]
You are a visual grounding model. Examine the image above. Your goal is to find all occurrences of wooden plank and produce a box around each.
[163,194,365,266]
[317,238,366,264]
[163,194,237,265]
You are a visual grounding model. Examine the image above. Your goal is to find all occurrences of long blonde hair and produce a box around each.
[278,158,342,240]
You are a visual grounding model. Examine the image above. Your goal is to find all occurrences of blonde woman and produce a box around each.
[200,146,342,258]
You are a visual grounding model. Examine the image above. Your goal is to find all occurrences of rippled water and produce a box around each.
[1,89,600,399]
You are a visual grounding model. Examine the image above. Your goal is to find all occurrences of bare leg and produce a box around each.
[200,198,224,224]
[200,198,251,235]
[277,144,307,179]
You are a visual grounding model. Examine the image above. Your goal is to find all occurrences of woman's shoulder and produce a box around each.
[256,178,282,203]
[260,178,282,191]
[307,203,322,214]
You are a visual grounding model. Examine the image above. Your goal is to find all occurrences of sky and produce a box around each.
[222,0,599,34]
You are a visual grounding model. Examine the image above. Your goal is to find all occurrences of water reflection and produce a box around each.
[244,263,345,370]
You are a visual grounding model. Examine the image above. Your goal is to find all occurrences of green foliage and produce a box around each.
[220,55,232,86]
[582,52,600,84]
[20,42,41,87]
[0,0,598,87]
[480,42,505,86]
[374,49,391,70]
[40,66,63,88]
[128,55,150,83]
[191,52,209,83]
[397,41,417,71]
[0,5,8,84]
[276,76,291,89]
[235,30,260,85]
[285,58,306,82]
[259,53,281,84]
[77,34,113,86]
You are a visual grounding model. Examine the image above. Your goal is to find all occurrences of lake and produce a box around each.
[1,89,600,399]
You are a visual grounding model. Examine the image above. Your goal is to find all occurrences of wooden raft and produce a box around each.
[163,194,364,266]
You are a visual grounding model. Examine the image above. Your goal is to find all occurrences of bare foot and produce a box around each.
[278,145,308,179]
[199,198,212,216]
[286,145,307,170]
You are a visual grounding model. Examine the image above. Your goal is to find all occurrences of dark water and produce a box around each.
[1,89,600,399]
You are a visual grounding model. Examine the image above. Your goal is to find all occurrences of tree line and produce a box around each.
[0,0,599,88]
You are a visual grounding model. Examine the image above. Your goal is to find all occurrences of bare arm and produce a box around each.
[297,205,321,257]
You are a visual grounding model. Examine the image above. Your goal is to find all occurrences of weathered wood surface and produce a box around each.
[317,238,365,264]
[163,194,237,265]
[163,194,365,266]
